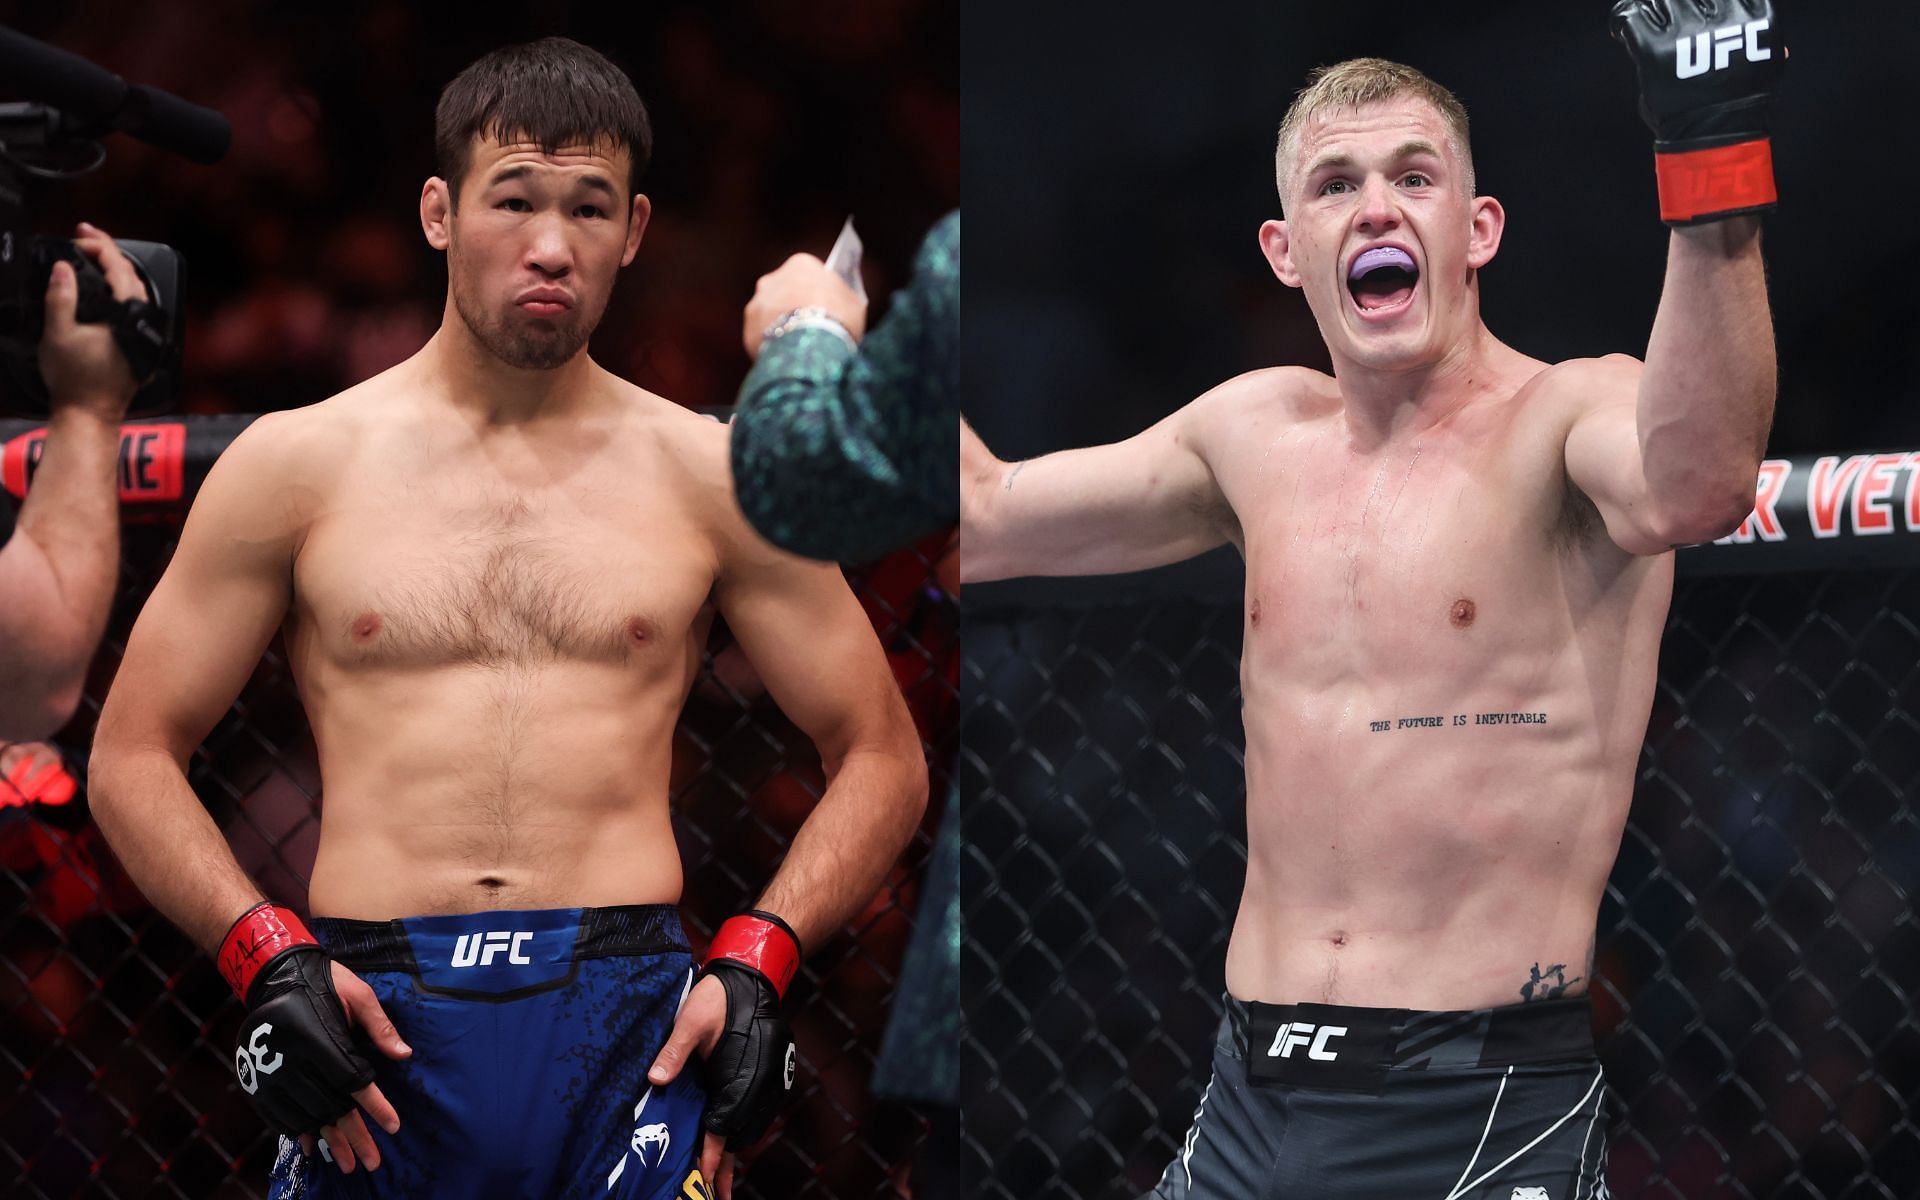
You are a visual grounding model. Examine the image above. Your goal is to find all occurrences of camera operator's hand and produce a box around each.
[37,222,151,421]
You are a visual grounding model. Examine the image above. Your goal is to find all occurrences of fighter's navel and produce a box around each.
[1449,598,1477,629]
[350,612,382,641]
[1249,597,1263,627]
[1328,930,1348,949]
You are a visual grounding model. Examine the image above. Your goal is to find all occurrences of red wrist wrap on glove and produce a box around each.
[217,903,317,999]
[706,911,802,998]
[1655,139,1776,225]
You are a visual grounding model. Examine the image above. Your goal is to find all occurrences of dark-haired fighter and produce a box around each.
[963,7,1780,1197]
[89,38,926,1200]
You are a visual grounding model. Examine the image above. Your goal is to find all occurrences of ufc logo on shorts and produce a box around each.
[1265,1021,1347,1061]
[1675,20,1771,78]
[450,930,533,967]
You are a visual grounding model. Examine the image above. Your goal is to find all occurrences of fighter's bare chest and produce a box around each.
[293,483,718,668]
[1222,432,1566,652]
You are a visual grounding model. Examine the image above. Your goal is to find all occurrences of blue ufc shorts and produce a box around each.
[265,904,709,1199]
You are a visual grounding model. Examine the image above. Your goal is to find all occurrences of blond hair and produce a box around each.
[1274,58,1473,213]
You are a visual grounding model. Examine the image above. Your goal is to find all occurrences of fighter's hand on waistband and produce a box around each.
[220,903,410,1173]
[649,910,801,1200]
[1610,0,1784,225]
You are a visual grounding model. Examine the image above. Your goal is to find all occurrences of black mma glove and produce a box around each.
[220,903,374,1135]
[1610,0,1784,225]
[699,910,801,1149]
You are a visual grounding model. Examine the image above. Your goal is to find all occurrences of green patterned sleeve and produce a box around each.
[731,211,959,563]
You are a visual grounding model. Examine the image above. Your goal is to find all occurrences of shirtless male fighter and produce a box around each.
[962,7,1780,1196]
[88,38,926,1200]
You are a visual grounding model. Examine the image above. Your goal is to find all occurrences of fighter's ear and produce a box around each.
[421,178,452,252]
[1466,194,1504,270]
[1259,219,1302,288]
[622,194,651,267]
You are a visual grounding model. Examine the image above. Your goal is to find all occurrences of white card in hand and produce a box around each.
[824,216,868,303]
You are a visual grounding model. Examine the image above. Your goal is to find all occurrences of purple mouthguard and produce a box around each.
[1348,246,1416,280]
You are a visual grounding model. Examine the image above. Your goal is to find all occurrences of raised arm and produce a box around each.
[1567,1,1783,554]
[88,412,307,950]
[961,384,1236,583]
[1562,220,1773,554]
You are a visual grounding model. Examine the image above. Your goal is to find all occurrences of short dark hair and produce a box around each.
[435,37,653,207]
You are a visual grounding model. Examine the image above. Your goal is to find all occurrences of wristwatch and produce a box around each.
[760,306,858,352]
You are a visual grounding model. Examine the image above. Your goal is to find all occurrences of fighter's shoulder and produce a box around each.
[1525,353,1644,420]
[207,401,353,492]
[198,386,378,531]
[615,381,732,479]
[1192,365,1330,409]
[621,394,811,572]
[1178,366,1334,445]
[602,382,746,531]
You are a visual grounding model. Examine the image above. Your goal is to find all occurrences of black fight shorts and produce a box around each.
[1147,995,1610,1200]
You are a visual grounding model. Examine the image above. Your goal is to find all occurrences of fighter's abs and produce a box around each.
[1216,413,1670,1008]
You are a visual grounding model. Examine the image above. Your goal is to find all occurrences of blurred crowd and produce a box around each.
[5,0,956,416]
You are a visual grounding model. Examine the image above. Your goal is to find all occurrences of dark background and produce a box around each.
[2,0,958,417]
[962,3,1920,1198]
[965,0,1919,462]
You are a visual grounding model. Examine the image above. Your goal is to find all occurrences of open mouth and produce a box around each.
[1346,246,1418,316]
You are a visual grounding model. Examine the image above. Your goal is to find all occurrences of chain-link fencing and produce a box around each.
[961,453,1920,1199]
[2,426,958,1199]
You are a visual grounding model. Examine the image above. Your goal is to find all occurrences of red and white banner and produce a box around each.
[1692,449,1920,574]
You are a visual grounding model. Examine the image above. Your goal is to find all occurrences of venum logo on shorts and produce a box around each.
[608,1086,677,1190]
[1510,1188,1550,1200]
[630,1122,671,1166]
[235,1023,284,1094]
[450,930,533,968]
[1675,19,1771,79]
[1265,1021,1348,1062]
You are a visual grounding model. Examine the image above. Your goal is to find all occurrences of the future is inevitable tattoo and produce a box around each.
[1366,710,1549,733]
